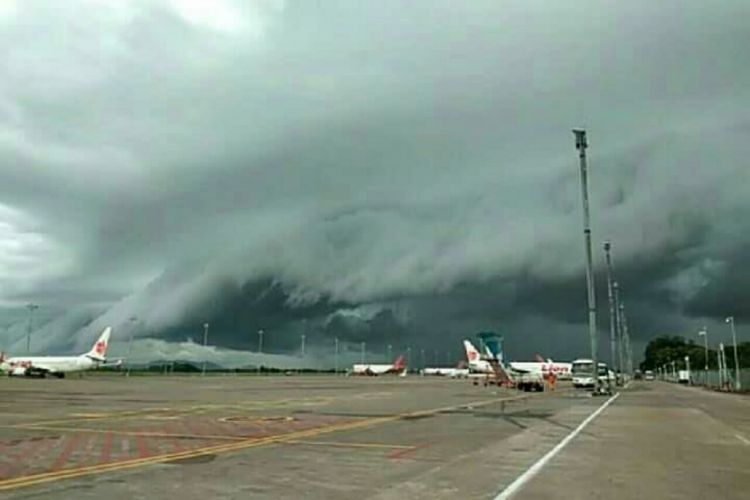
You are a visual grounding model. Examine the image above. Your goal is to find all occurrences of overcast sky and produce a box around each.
[1,0,749,365]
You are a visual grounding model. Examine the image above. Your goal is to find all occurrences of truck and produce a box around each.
[514,371,545,392]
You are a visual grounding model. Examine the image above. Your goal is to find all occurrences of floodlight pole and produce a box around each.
[603,241,619,384]
[201,322,210,377]
[26,303,39,354]
[334,337,339,374]
[726,317,741,391]
[573,129,600,393]
[126,316,137,377]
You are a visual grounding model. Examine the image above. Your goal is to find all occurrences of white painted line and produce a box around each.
[735,434,750,446]
[494,392,621,500]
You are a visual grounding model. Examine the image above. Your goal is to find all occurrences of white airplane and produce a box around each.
[509,354,573,380]
[463,339,544,390]
[421,367,469,378]
[0,327,117,378]
[463,340,496,374]
[351,355,406,376]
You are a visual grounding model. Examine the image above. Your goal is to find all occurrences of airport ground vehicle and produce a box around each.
[571,359,614,388]
[644,370,655,381]
[515,371,545,392]
[678,370,691,384]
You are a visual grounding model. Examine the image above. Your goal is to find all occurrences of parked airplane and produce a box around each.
[463,339,544,390]
[463,340,496,374]
[0,327,117,378]
[509,354,572,380]
[351,355,406,376]
[421,367,469,378]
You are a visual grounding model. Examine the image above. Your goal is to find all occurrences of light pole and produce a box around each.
[572,129,600,394]
[613,281,624,382]
[26,303,39,354]
[360,341,366,364]
[420,348,426,370]
[619,302,631,378]
[201,322,210,377]
[721,343,729,389]
[300,334,306,358]
[387,344,392,362]
[257,329,264,375]
[334,337,339,374]
[126,316,137,377]
[685,355,691,385]
[603,241,619,383]
[726,317,741,391]
[718,344,725,389]
[698,328,709,386]
[406,346,412,373]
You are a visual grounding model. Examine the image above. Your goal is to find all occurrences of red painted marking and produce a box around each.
[100,432,114,464]
[120,438,131,459]
[3,438,44,479]
[135,434,150,458]
[94,340,106,356]
[163,425,183,453]
[52,435,82,471]
[388,442,432,460]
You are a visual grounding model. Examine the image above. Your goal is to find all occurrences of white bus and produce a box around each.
[571,359,614,388]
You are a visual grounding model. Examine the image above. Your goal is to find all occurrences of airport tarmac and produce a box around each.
[0,376,747,499]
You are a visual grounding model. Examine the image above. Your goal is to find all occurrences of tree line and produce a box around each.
[640,335,749,371]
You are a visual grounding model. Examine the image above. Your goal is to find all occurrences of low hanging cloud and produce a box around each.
[1,1,749,364]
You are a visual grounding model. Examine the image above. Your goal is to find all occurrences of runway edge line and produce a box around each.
[494,392,621,500]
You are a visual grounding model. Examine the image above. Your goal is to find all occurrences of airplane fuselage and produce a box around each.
[509,361,572,379]
[1,355,101,376]
[351,363,404,375]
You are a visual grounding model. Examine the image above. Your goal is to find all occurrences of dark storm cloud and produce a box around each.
[1,0,750,362]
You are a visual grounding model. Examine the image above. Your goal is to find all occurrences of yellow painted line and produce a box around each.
[14,425,245,442]
[285,440,413,450]
[15,397,335,428]
[0,395,513,491]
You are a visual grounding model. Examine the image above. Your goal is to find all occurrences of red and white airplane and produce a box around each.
[0,327,118,378]
[509,354,572,380]
[351,355,407,376]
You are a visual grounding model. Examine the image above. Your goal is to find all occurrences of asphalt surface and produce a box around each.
[0,376,746,499]
[517,381,750,499]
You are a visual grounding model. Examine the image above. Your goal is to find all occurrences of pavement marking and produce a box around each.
[735,434,750,446]
[494,392,621,500]
[387,441,431,460]
[286,440,412,450]
[100,432,114,464]
[10,396,336,429]
[0,394,514,492]
[12,425,246,442]
[51,435,82,471]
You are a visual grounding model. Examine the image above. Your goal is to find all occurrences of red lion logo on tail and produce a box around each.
[94,341,106,356]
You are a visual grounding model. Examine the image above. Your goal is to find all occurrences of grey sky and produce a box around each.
[1,0,749,364]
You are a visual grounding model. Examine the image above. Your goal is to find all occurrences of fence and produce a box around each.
[669,369,750,391]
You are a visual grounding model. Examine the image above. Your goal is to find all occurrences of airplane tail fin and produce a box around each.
[393,355,406,370]
[534,354,546,363]
[463,340,481,362]
[85,327,111,361]
[0,351,5,363]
